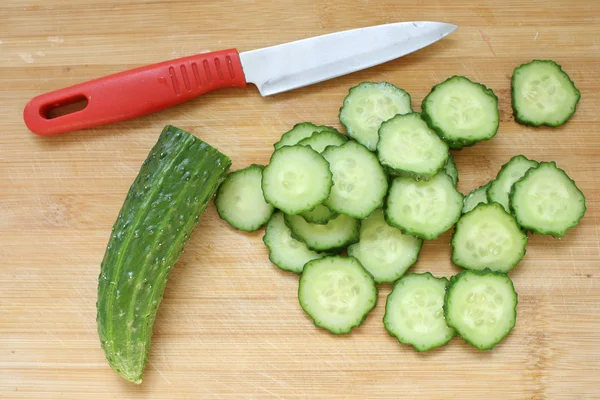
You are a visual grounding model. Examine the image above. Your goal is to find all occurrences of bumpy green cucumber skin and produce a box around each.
[509,161,586,237]
[97,126,231,384]
[421,76,499,150]
[511,60,581,127]
[444,269,518,350]
[444,153,459,186]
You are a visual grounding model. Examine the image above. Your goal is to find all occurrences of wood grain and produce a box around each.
[1,0,599,398]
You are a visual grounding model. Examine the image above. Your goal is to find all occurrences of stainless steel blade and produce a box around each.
[239,21,457,96]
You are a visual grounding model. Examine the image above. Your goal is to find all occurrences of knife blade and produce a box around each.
[23,21,457,136]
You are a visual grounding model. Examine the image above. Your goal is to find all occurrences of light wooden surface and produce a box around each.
[1,1,599,399]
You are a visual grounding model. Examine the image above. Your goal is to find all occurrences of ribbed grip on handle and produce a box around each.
[23,48,247,136]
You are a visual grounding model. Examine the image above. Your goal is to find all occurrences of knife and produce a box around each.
[23,21,457,136]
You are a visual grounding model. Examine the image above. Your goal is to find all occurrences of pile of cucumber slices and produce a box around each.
[215,60,585,351]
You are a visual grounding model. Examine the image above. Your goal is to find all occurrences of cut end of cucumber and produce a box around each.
[377,113,449,181]
[445,269,518,350]
[299,256,377,334]
[262,145,332,215]
[452,203,528,273]
[339,82,412,151]
[512,60,581,127]
[384,273,456,352]
[422,76,499,149]
[510,161,586,237]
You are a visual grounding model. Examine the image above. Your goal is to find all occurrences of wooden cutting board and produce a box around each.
[1,0,599,398]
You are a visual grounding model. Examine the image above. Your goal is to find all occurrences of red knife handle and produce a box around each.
[23,48,247,136]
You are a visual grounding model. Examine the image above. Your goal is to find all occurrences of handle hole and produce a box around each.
[42,95,88,119]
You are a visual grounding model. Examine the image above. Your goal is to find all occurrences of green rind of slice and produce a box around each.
[274,122,340,150]
[462,182,491,214]
[299,204,338,225]
[487,155,538,213]
[298,130,348,153]
[284,213,361,253]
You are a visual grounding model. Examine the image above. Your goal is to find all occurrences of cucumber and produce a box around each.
[512,60,581,127]
[347,209,423,284]
[215,164,274,232]
[510,161,586,237]
[262,145,333,215]
[285,213,360,253]
[300,204,338,225]
[298,256,377,334]
[462,182,490,214]
[451,203,528,273]
[322,141,388,219]
[422,76,499,149]
[298,130,348,153]
[443,153,459,186]
[263,212,325,274]
[385,172,463,240]
[383,273,456,351]
[97,125,231,384]
[377,113,449,180]
[487,155,538,213]
[445,269,518,350]
[339,82,412,151]
[274,122,339,150]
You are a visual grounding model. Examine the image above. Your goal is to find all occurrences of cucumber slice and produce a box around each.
[263,212,325,274]
[487,155,538,213]
[274,122,339,150]
[510,162,586,237]
[451,203,528,273]
[384,273,456,351]
[445,269,518,350]
[512,60,581,127]
[385,172,463,240]
[298,256,377,334]
[215,165,274,232]
[322,141,388,218]
[298,130,348,153]
[377,113,449,180]
[299,204,338,224]
[347,209,423,284]
[422,76,499,149]
[97,125,231,383]
[262,145,332,215]
[462,182,490,214]
[443,153,459,186]
[339,82,412,151]
[285,213,360,252]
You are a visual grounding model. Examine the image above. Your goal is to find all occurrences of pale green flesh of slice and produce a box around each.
[488,157,538,212]
[299,257,376,332]
[446,274,516,349]
[264,212,324,274]
[378,114,448,176]
[285,213,358,251]
[341,83,412,151]
[514,63,580,125]
[347,209,421,283]
[300,203,338,224]
[452,204,526,272]
[385,275,455,350]
[427,80,498,140]
[463,183,490,214]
